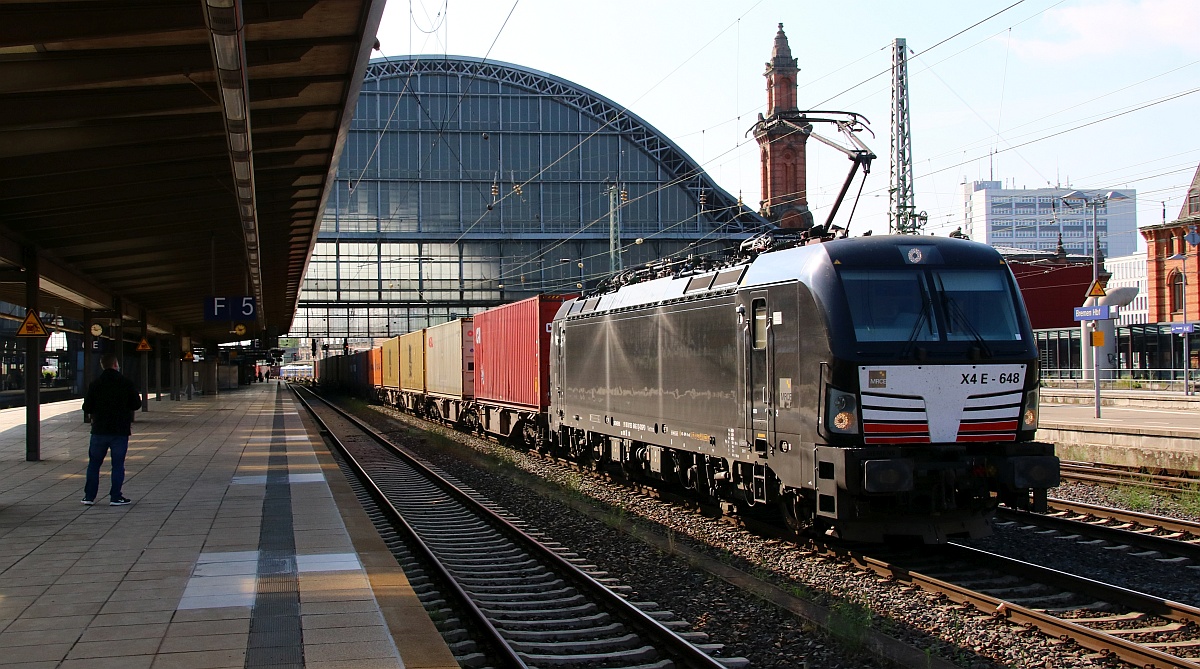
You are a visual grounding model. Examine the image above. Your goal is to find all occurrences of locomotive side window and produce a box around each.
[712,266,746,288]
[752,299,768,349]
[685,274,714,293]
[841,270,937,342]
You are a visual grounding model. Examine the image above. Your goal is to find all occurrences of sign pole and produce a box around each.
[1075,282,1109,419]
[22,248,41,461]
[1093,322,1101,418]
[139,309,149,412]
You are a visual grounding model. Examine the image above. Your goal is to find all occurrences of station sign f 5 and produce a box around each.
[204,296,256,321]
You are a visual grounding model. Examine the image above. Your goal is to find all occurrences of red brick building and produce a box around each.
[1141,163,1200,324]
[1000,245,1095,329]
[752,24,813,229]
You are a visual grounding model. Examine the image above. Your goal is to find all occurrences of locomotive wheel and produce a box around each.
[780,492,812,533]
[567,431,590,461]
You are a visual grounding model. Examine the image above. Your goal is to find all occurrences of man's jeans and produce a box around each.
[84,433,129,502]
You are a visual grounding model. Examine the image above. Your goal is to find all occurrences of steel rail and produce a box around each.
[1042,497,1200,536]
[295,386,732,669]
[292,386,530,669]
[832,543,1200,669]
[998,506,1200,563]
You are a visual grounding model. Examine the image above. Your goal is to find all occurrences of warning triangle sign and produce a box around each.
[17,310,48,337]
[1086,280,1107,298]
[136,338,152,352]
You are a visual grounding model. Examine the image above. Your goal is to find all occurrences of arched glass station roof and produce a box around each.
[290,55,765,344]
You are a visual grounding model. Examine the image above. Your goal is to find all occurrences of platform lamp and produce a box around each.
[1061,190,1128,417]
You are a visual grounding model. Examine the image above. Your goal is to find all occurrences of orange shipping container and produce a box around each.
[368,347,382,389]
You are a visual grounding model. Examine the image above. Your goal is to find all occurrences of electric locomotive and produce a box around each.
[549,234,1058,542]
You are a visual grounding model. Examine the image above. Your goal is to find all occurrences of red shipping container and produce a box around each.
[474,295,568,410]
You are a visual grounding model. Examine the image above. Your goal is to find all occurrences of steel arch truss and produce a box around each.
[365,57,767,232]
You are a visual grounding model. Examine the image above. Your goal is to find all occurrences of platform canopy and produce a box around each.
[0,0,384,343]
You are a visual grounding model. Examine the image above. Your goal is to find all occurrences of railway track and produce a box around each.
[293,386,746,669]
[839,542,1200,668]
[308,386,1200,666]
[997,498,1200,566]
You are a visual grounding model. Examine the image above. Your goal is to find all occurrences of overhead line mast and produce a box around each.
[890,37,926,235]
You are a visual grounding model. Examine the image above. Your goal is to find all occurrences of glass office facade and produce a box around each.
[289,56,765,348]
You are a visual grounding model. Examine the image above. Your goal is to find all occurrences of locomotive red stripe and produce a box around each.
[863,422,929,434]
[958,420,1019,432]
[865,435,931,444]
[955,433,1017,442]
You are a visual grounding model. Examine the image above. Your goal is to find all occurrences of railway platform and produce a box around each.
[1040,388,1200,471]
[0,382,457,669]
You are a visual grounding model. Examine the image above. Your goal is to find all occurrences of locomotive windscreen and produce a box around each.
[841,268,1023,343]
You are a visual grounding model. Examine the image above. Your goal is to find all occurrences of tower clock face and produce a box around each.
[90,323,103,337]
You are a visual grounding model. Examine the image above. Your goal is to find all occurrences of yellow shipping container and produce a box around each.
[398,330,425,392]
[381,336,400,389]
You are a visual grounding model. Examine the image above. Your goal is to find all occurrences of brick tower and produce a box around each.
[753,24,813,230]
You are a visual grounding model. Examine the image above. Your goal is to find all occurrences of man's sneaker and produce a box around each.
[110,497,132,506]
[81,498,94,506]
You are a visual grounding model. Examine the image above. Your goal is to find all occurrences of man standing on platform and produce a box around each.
[81,353,141,506]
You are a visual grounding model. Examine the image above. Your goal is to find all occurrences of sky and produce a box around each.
[374,0,1200,250]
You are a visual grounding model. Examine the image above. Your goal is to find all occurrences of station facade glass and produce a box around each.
[288,56,765,351]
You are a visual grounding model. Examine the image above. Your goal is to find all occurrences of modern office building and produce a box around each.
[1104,251,1149,326]
[288,56,765,349]
[960,181,1137,259]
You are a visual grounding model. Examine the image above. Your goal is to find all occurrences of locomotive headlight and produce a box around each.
[1021,388,1039,431]
[825,387,859,435]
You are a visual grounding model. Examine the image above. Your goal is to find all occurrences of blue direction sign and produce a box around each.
[204,296,257,321]
[1171,323,1195,334]
[1073,305,1111,321]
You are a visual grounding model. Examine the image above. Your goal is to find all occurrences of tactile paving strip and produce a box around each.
[244,392,303,668]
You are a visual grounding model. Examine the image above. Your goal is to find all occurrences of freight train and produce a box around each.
[316,233,1059,542]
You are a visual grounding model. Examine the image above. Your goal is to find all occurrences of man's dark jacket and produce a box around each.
[83,369,141,435]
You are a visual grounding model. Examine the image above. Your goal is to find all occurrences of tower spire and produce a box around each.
[753,24,812,230]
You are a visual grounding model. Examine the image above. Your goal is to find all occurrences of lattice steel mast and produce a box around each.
[889,38,926,234]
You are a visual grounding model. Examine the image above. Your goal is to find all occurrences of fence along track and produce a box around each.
[294,386,742,669]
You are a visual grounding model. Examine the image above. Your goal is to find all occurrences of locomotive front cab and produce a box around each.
[811,238,1059,541]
